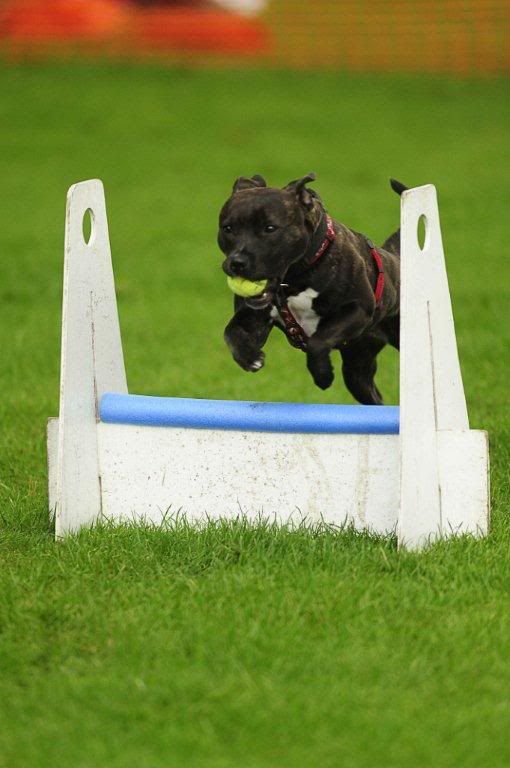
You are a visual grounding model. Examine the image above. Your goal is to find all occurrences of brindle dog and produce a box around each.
[218,175,405,405]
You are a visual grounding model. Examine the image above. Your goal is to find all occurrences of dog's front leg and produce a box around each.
[224,303,273,373]
[307,303,373,390]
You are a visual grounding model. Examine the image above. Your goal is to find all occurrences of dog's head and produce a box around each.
[218,173,323,301]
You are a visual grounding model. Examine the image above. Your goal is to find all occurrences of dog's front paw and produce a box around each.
[313,368,334,390]
[248,353,265,372]
[307,354,334,390]
[233,349,265,373]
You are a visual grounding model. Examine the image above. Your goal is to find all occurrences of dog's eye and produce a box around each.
[222,225,233,234]
[264,224,278,233]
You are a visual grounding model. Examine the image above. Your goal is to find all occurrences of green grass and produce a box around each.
[1,62,510,767]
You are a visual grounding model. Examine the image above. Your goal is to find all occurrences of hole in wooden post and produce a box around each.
[82,208,94,245]
[417,214,427,250]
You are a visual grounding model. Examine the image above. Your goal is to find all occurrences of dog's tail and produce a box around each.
[389,178,408,196]
[382,179,408,256]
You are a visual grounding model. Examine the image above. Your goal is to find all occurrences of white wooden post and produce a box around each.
[54,180,127,536]
[398,185,489,548]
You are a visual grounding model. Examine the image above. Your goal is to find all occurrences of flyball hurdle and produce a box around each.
[47,180,489,549]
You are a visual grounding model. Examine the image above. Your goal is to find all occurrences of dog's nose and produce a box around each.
[229,254,250,275]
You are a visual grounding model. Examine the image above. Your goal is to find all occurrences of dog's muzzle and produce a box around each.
[244,278,279,310]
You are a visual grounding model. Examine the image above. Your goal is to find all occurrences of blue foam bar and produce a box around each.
[100,393,399,435]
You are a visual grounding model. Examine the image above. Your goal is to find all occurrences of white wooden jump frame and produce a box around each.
[47,180,489,549]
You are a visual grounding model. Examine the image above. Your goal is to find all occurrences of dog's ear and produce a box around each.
[232,175,267,193]
[284,172,317,209]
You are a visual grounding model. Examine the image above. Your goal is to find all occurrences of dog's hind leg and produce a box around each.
[340,338,386,405]
[381,315,400,350]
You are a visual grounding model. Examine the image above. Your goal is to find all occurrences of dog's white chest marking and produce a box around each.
[271,288,320,337]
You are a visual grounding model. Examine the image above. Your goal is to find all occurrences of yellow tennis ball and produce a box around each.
[227,276,268,298]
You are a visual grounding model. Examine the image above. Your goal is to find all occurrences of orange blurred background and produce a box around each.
[0,0,509,75]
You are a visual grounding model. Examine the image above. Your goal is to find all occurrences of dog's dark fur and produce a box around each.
[218,175,406,405]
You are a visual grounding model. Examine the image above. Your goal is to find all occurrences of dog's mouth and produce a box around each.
[221,260,281,309]
[245,290,273,310]
[244,278,279,310]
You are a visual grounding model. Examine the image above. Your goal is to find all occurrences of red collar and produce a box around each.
[296,213,336,272]
[275,230,385,352]
[273,214,336,351]
[307,214,336,268]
